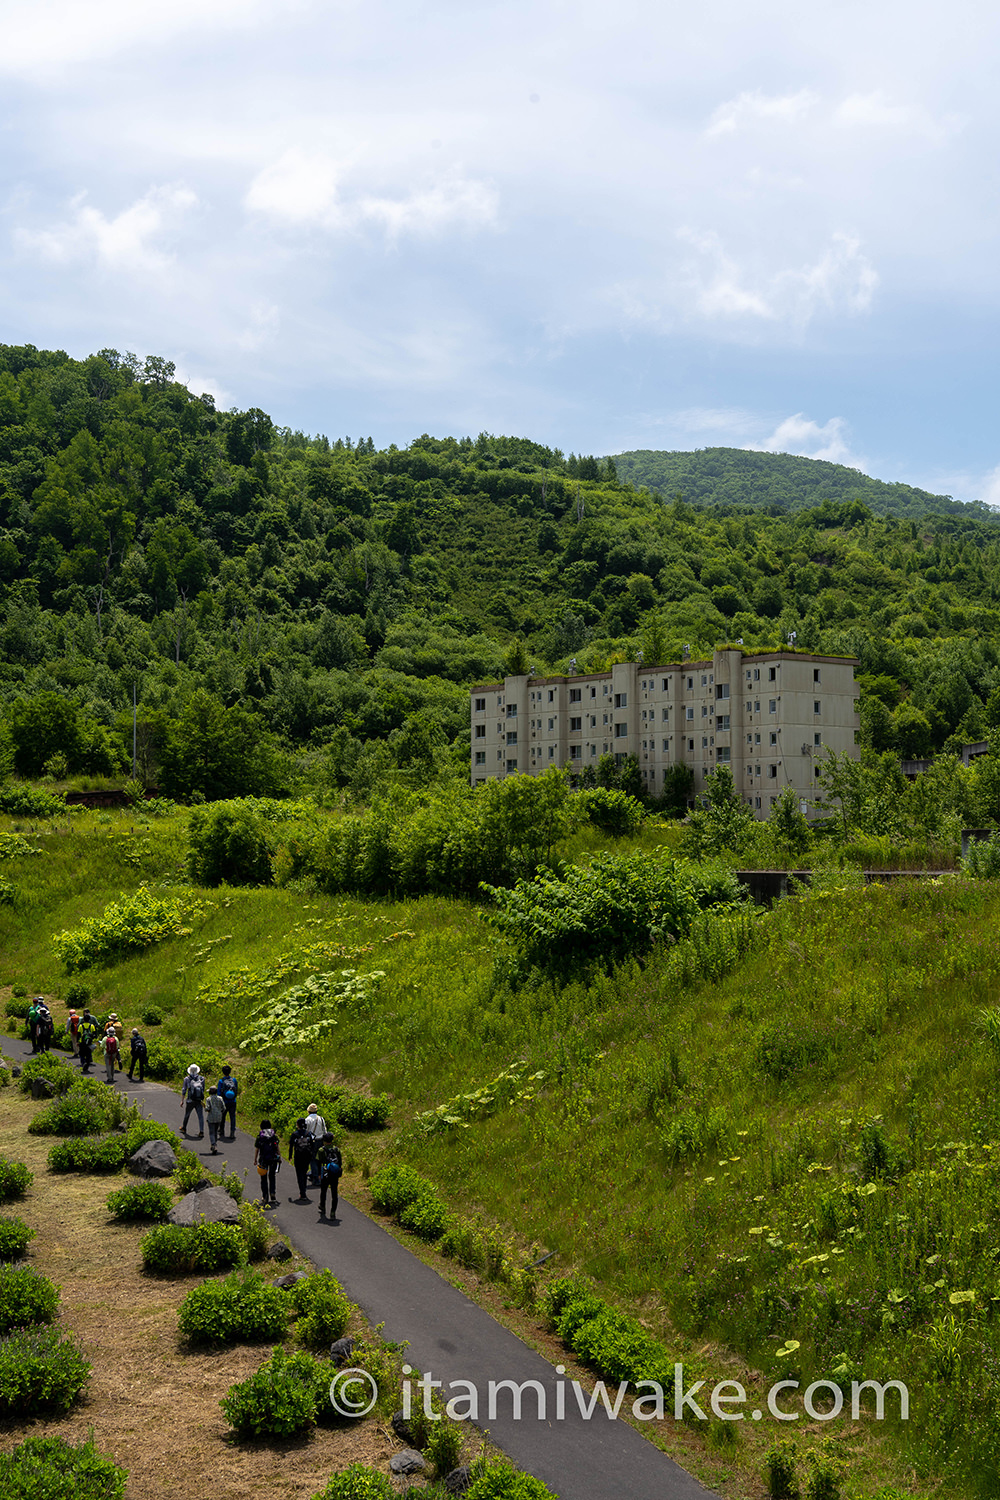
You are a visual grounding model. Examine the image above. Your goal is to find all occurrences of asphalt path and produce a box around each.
[6,1038,717,1500]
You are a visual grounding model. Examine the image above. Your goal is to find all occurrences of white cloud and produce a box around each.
[19,185,197,274]
[244,151,497,238]
[679,229,878,324]
[834,90,961,140]
[235,303,281,354]
[747,414,860,466]
[706,88,819,138]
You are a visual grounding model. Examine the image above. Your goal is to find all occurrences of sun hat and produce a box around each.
[187,1064,200,1076]
[307,1103,318,1114]
[131,1027,139,1036]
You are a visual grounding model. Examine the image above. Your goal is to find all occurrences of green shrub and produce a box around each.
[464,1463,559,1499]
[238,1200,268,1260]
[18,1055,76,1096]
[144,1037,183,1080]
[579,787,644,836]
[48,1136,127,1174]
[4,997,30,1019]
[0,1215,35,1259]
[65,983,91,1008]
[140,1006,163,1026]
[221,1346,334,1436]
[123,1118,181,1155]
[186,801,274,886]
[177,1268,289,1345]
[398,1192,449,1240]
[12,985,27,998]
[0,1326,90,1415]
[311,1463,394,1500]
[369,1163,432,1215]
[106,1182,173,1221]
[337,1094,391,1130]
[0,785,65,819]
[290,1269,353,1349]
[0,1157,32,1200]
[140,1222,246,1274]
[173,1148,211,1194]
[766,1440,800,1500]
[29,1086,108,1136]
[426,1419,464,1478]
[0,1433,127,1500]
[0,1265,59,1332]
[244,1057,347,1141]
[220,1167,244,1204]
[52,886,196,973]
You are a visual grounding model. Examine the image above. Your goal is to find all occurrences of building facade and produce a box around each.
[470,647,859,815]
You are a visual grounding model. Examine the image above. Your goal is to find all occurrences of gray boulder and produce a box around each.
[273,1272,309,1289]
[30,1077,56,1099]
[266,1241,292,1262]
[392,1411,416,1445]
[329,1336,355,1366]
[444,1469,473,1496]
[390,1450,426,1476]
[168,1185,240,1227]
[129,1139,177,1178]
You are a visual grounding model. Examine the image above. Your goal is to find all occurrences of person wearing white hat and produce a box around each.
[181,1063,205,1138]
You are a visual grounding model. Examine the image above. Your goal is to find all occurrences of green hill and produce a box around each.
[611,445,980,521]
[2,342,1000,793]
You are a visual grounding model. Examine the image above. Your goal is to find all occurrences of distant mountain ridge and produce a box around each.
[610,446,990,522]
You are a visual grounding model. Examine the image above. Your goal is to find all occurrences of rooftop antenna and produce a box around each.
[736,638,743,645]
[682,643,691,660]
[569,657,577,674]
[788,630,797,646]
[636,650,644,665]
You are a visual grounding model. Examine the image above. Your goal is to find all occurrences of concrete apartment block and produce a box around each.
[470,648,859,817]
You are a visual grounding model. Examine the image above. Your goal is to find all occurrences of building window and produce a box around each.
[768,764,778,778]
[662,739,669,750]
[701,705,708,718]
[746,734,752,744]
[507,759,518,773]
[770,732,777,746]
[603,712,609,725]
[688,738,695,750]
[661,708,669,721]
[590,744,597,757]
[687,676,694,689]
[570,716,582,731]
[717,746,731,762]
[615,723,628,738]
[755,796,761,809]
[474,697,486,712]
[506,704,517,718]
[755,733,761,744]
[686,707,694,721]
[754,668,760,681]
[769,667,776,681]
[746,670,752,680]
[701,674,708,686]
[754,700,760,712]
[506,732,518,745]
[497,750,503,760]
[715,684,730,700]
[570,688,582,703]
[548,690,555,702]
[662,677,670,690]
[475,725,486,739]
[814,700,821,715]
[702,736,708,748]
[547,717,555,730]
[769,699,777,714]
[474,751,485,765]
[569,745,582,760]
[814,732,822,747]
[614,692,627,708]
[548,746,555,759]
[717,715,730,730]
[814,669,821,683]
[590,715,597,727]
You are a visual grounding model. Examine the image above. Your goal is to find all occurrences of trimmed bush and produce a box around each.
[18,1055,76,1096]
[65,983,91,1008]
[221,1346,335,1436]
[141,1222,247,1274]
[464,1465,558,1499]
[238,1200,268,1260]
[4,997,30,1019]
[579,787,644,836]
[48,1136,127,1174]
[0,1433,127,1500]
[29,1087,109,1137]
[123,1118,181,1155]
[0,1215,35,1259]
[177,1267,289,1345]
[337,1094,391,1131]
[0,1326,91,1415]
[289,1269,353,1349]
[140,1006,163,1026]
[0,1157,32,1201]
[311,1466,394,1500]
[398,1192,449,1241]
[106,1182,173,1221]
[369,1163,432,1215]
[0,1265,59,1332]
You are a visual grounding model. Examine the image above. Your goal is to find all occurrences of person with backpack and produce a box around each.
[36,1004,53,1054]
[253,1119,281,1206]
[26,999,41,1054]
[303,1103,327,1187]
[78,1011,99,1074]
[205,1087,227,1154]
[181,1064,205,1138]
[288,1118,315,1202]
[217,1067,238,1140]
[316,1133,342,1221]
[102,1026,120,1083]
[128,1028,148,1082]
[68,1010,81,1057]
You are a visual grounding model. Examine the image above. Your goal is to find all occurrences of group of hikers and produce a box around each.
[25,996,343,1223]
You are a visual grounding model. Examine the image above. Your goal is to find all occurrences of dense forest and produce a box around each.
[3,342,1000,798]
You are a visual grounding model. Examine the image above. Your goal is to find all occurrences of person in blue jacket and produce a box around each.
[217,1066,238,1139]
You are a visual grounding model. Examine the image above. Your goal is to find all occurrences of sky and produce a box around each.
[2,0,999,500]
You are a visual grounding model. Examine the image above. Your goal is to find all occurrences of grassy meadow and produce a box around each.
[5,803,1000,1496]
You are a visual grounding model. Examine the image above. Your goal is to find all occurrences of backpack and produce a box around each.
[257,1128,279,1163]
[105,1033,119,1056]
[321,1153,342,1180]
[187,1076,205,1103]
[221,1076,237,1102]
[134,1037,147,1060]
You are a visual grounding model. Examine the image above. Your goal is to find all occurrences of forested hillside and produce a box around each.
[611,446,982,520]
[3,343,1000,796]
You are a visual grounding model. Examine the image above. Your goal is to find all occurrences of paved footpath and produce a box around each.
[6,1040,717,1500]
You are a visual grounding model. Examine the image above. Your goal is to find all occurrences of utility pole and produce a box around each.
[132,682,137,780]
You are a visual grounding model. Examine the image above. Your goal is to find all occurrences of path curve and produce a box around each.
[6,1040,718,1500]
